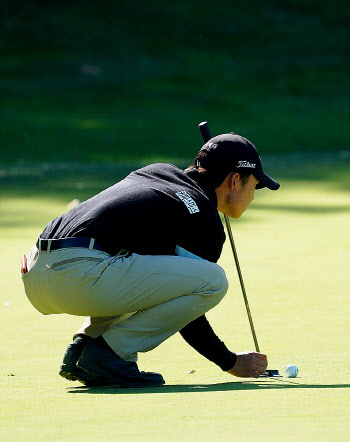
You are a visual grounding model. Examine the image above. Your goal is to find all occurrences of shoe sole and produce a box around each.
[59,364,101,386]
[77,359,164,388]
[59,363,79,381]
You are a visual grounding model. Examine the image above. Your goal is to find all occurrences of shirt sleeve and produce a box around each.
[179,315,237,371]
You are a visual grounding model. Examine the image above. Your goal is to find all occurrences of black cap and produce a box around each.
[195,133,280,190]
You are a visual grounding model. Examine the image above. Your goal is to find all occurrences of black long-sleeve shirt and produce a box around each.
[41,163,237,370]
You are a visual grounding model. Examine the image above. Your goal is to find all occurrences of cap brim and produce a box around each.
[255,172,280,190]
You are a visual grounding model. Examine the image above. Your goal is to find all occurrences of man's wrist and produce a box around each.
[220,352,237,371]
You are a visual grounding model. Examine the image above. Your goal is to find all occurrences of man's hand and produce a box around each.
[227,351,268,378]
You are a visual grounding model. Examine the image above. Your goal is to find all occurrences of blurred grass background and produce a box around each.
[1,0,349,166]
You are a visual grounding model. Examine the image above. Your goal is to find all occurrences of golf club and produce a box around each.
[198,121,280,377]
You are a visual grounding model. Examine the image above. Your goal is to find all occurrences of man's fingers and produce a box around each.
[256,363,266,371]
[253,353,267,373]
[254,352,268,362]
[250,354,268,376]
[227,351,270,378]
[256,360,268,369]
[253,353,268,372]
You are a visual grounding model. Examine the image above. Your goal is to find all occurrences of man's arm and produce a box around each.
[179,315,268,378]
[179,315,236,370]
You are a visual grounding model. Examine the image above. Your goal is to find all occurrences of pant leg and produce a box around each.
[99,253,228,362]
[23,245,136,338]
[76,245,227,348]
[75,313,135,338]
[23,246,228,361]
[102,272,227,362]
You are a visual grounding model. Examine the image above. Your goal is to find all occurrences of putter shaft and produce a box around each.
[223,214,260,353]
[199,121,261,354]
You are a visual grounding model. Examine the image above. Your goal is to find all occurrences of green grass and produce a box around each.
[1,1,349,438]
[1,159,349,441]
[1,0,349,163]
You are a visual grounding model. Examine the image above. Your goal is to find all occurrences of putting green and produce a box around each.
[1,163,349,441]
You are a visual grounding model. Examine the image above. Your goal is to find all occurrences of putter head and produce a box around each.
[260,369,281,377]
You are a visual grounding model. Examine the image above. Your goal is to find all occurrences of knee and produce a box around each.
[208,264,229,303]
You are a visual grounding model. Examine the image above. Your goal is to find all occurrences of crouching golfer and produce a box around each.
[21,132,279,387]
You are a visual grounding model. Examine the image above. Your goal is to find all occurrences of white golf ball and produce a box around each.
[285,364,298,378]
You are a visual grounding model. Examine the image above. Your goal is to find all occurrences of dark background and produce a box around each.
[1,0,349,165]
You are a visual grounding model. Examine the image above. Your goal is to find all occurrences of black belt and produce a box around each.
[37,237,105,253]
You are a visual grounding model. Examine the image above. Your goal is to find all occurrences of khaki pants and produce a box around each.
[22,244,228,362]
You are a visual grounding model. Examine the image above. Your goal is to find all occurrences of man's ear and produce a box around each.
[229,172,240,190]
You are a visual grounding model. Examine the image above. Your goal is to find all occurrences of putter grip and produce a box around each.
[198,121,212,143]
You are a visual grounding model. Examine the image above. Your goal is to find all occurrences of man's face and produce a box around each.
[217,174,259,219]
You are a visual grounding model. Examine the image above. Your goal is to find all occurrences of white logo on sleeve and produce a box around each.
[176,191,200,214]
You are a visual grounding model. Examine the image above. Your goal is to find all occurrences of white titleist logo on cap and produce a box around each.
[176,191,200,214]
[237,160,256,168]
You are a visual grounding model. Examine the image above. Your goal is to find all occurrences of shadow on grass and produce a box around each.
[67,380,350,395]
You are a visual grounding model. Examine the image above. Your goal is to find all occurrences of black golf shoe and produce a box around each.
[77,338,165,388]
[59,335,103,385]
